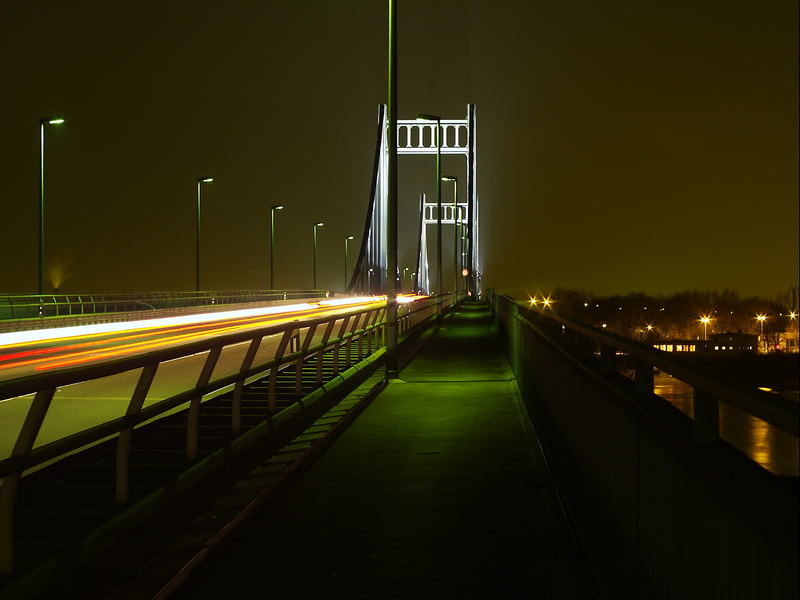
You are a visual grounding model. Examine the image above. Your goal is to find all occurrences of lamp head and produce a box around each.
[441,175,457,182]
[315,222,325,227]
[345,235,354,240]
[198,177,214,183]
[272,204,284,210]
[45,118,65,125]
[416,113,441,121]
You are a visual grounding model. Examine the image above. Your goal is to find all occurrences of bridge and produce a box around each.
[1,73,797,600]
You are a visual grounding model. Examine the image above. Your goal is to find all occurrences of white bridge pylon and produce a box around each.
[348,104,479,295]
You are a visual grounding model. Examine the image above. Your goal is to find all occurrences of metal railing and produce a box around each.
[0,290,330,322]
[490,292,798,598]
[493,294,797,440]
[0,292,462,575]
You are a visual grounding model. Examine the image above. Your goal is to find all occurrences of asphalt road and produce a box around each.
[0,296,388,462]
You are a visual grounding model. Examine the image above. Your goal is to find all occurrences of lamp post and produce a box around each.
[38,117,65,295]
[344,235,354,292]
[269,204,284,289]
[442,175,458,292]
[756,314,767,353]
[368,268,375,292]
[402,267,409,292]
[312,222,324,289]
[699,316,711,340]
[195,177,214,292]
[416,113,442,314]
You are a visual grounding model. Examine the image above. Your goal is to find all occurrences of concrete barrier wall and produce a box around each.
[490,293,798,599]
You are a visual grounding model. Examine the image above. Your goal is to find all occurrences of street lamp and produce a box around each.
[269,205,284,289]
[402,267,409,292]
[699,315,711,340]
[368,267,375,292]
[312,222,324,289]
[344,235,354,292]
[195,177,214,292]
[38,116,65,295]
[756,314,767,352]
[442,175,459,292]
[417,113,442,314]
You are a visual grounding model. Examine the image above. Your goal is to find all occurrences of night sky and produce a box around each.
[2,0,797,298]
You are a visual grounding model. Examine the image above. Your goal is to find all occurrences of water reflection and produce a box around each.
[653,372,799,476]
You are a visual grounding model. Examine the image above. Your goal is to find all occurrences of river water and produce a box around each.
[652,372,798,476]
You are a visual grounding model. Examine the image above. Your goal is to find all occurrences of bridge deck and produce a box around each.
[174,303,591,598]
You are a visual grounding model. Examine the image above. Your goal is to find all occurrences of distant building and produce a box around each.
[653,332,757,354]
[653,340,705,353]
[708,331,757,354]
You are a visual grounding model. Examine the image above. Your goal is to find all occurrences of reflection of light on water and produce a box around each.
[653,372,798,476]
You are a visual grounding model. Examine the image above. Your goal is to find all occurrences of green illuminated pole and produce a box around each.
[38,117,65,295]
[270,204,284,289]
[442,176,458,292]
[386,0,399,377]
[344,235,354,291]
[312,222,324,289]
[196,177,213,291]
[402,267,409,291]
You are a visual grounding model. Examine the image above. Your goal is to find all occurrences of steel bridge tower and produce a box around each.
[348,104,479,297]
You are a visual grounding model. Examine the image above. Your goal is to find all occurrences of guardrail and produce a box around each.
[489,292,798,598]
[0,290,330,321]
[0,291,462,575]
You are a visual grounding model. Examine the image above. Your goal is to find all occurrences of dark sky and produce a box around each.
[1,0,797,298]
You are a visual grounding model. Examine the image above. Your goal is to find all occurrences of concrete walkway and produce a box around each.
[175,303,591,599]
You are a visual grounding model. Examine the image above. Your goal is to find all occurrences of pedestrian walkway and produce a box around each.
[174,303,592,599]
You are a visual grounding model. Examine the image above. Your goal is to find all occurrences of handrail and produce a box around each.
[0,290,330,321]
[496,294,798,438]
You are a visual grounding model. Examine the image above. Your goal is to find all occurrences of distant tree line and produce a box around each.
[544,288,797,342]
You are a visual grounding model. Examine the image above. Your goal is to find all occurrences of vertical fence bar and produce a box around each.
[0,387,57,575]
[332,316,350,376]
[115,363,159,505]
[186,346,222,461]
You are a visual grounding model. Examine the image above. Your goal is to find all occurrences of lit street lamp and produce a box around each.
[699,315,711,340]
[402,267,409,291]
[368,267,375,292]
[417,113,442,314]
[38,117,65,295]
[196,177,214,291]
[312,222,324,289]
[344,235,354,292]
[269,204,284,289]
[756,314,767,352]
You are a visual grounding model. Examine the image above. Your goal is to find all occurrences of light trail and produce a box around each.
[0,297,389,374]
[35,300,385,371]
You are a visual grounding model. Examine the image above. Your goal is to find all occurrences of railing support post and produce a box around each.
[115,363,159,505]
[187,346,222,461]
[269,329,294,411]
[633,360,654,398]
[0,387,56,575]
[693,389,719,443]
[232,337,262,434]
[600,344,617,375]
